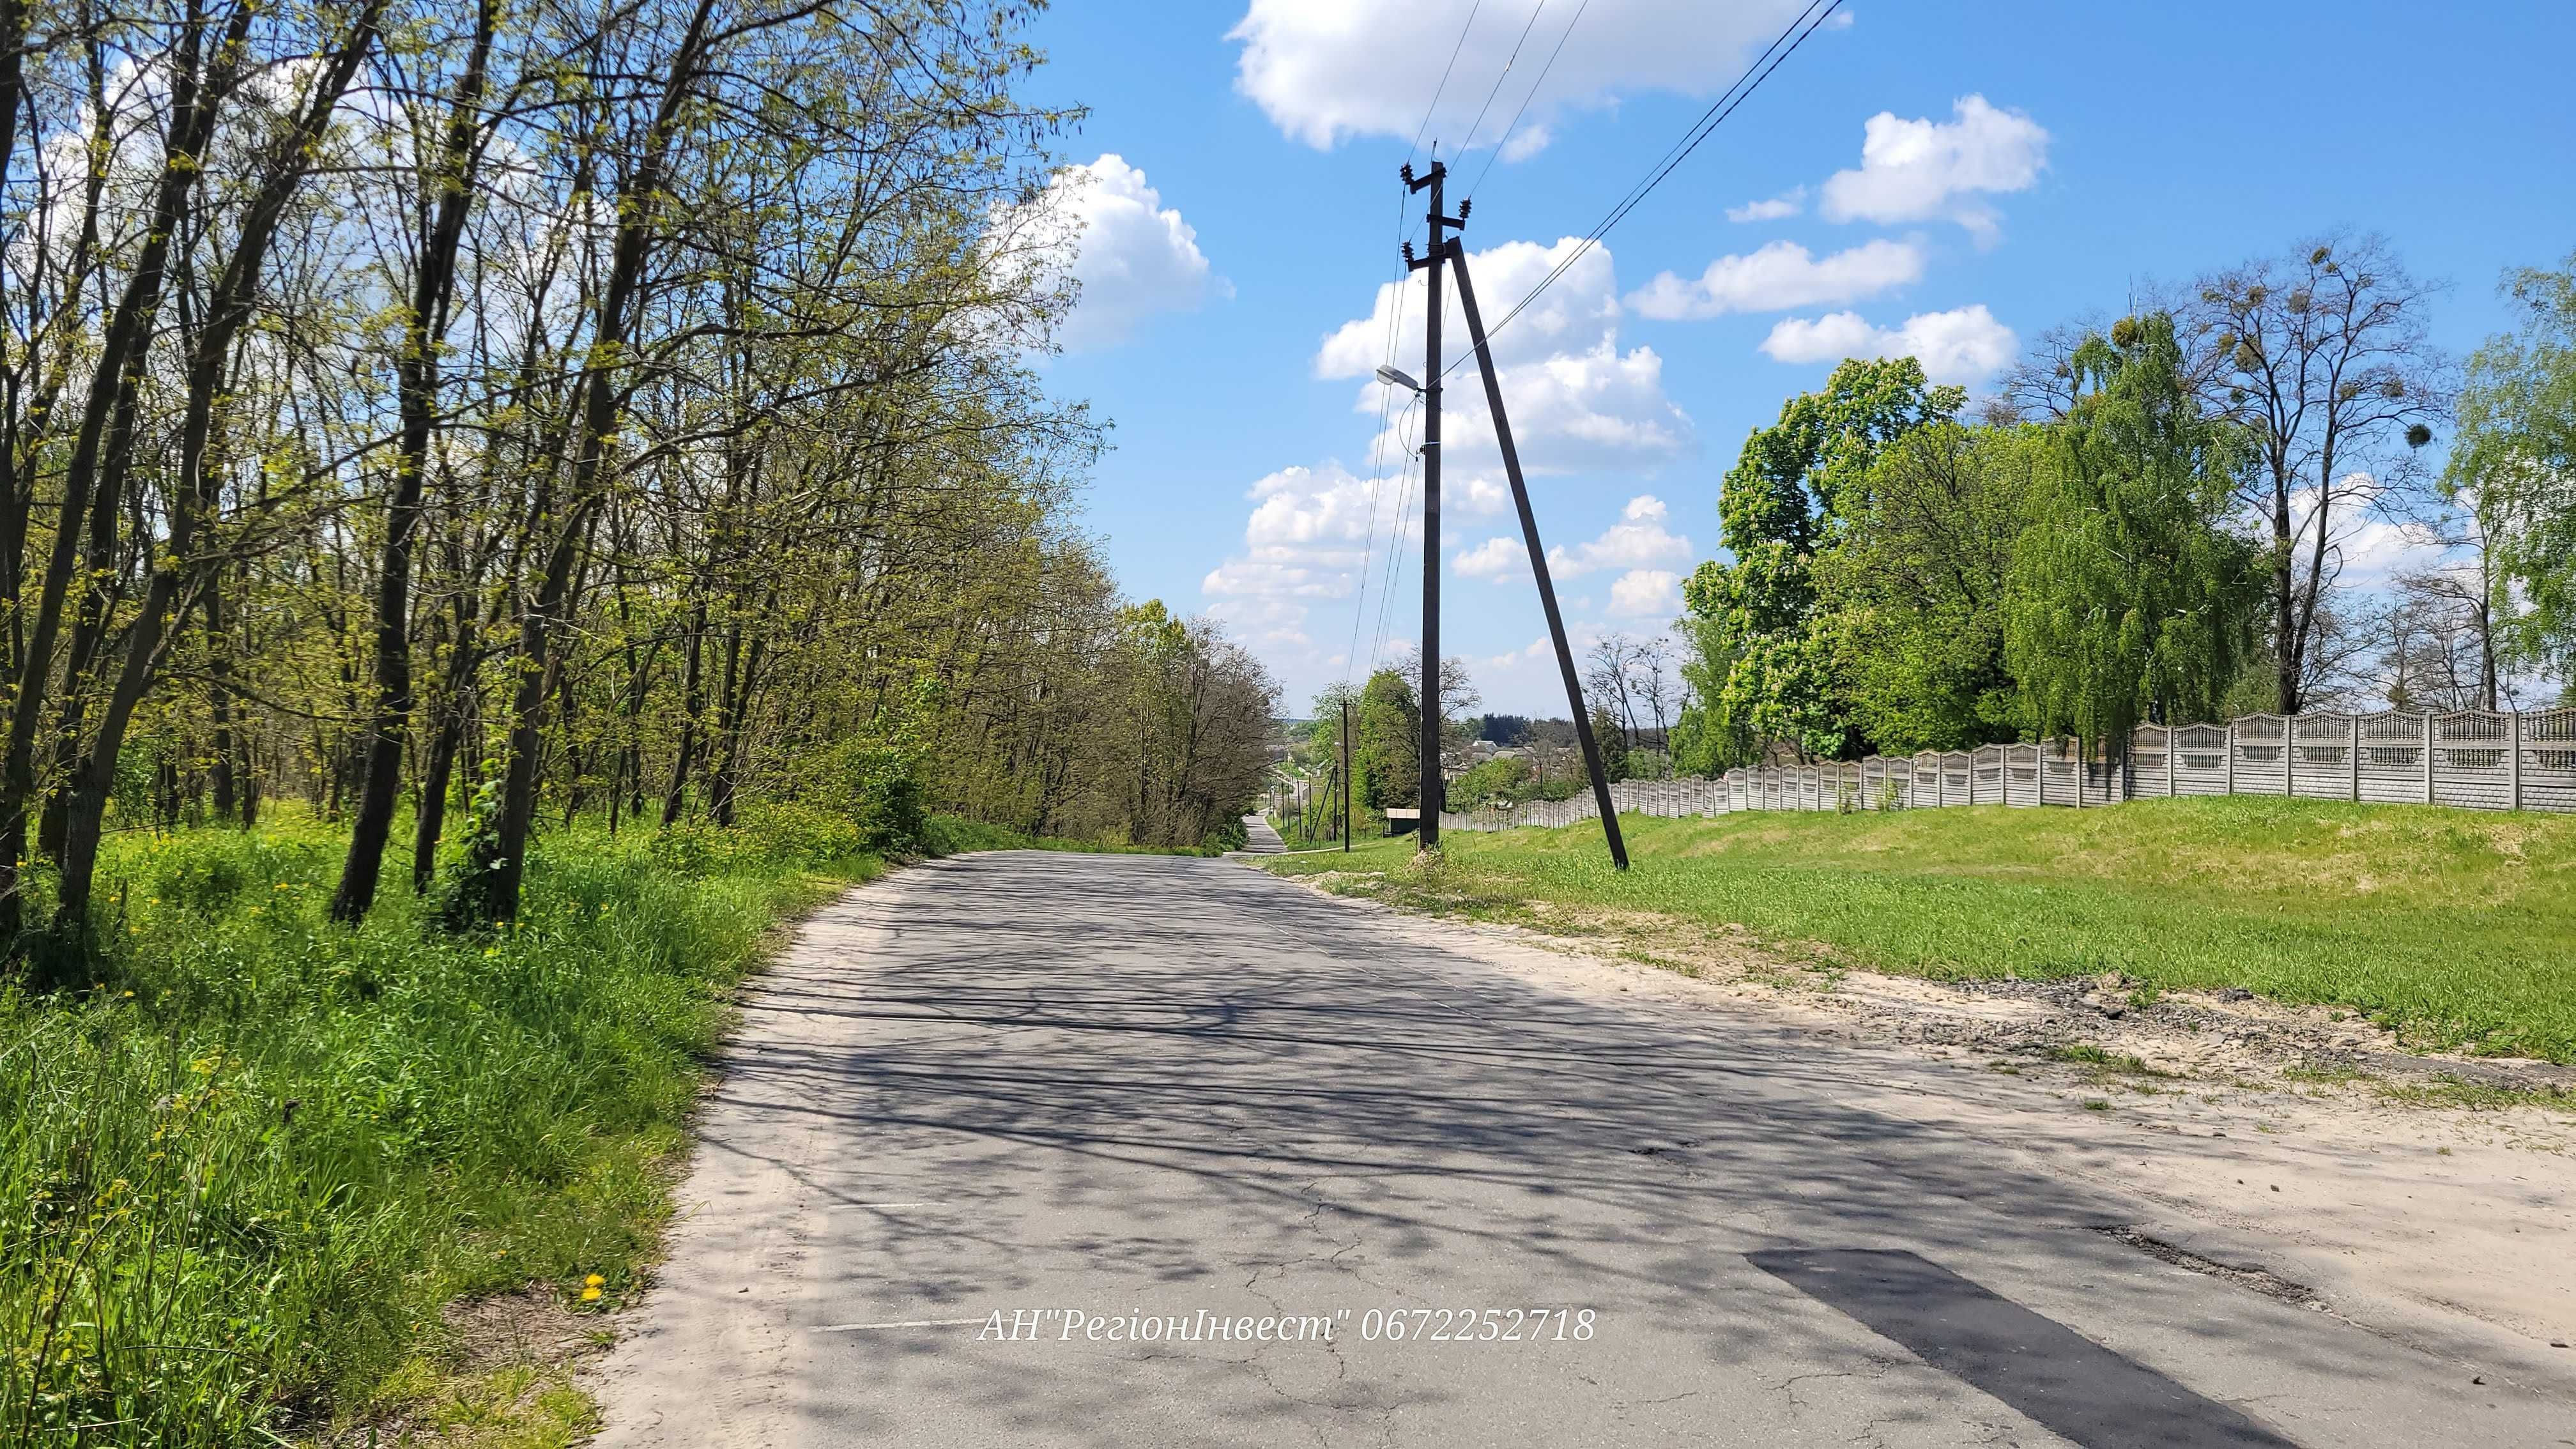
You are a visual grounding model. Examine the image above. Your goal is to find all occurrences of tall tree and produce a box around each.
[1814,421,2044,752]
[1674,357,1963,770]
[2005,314,2263,751]
[1354,667,1420,811]
[2179,233,2449,713]
[2448,250,2576,680]
[332,0,500,923]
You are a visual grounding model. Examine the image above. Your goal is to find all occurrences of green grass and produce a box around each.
[1263,797,2576,1064]
[920,816,1232,857]
[0,802,1093,1445]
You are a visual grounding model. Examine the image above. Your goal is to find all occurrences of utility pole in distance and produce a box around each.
[1340,699,1353,853]
[1445,235,1629,870]
[1404,159,1451,853]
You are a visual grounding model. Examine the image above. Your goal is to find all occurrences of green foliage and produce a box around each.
[1445,756,1535,811]
[1354,668,1420,810]
[1,820,864,1445]
[2451,250,2576,677]
[1814,422,2044,752]
[1677,358,1965,769]
[2004,315,2263,746]
[1590,707,1632,783]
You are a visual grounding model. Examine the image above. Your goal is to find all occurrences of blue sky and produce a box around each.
[1019,1,2576,716]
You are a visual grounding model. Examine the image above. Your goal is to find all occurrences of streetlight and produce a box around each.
[1375,365,1423,394]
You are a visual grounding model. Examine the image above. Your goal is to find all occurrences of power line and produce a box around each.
[1444,0,1845,378]
[1347,3,1494,693]
[1371,420,1419,668]
[1370,420,1423,671]
[1456,0,1547,163]
[1342,321,1411,687]
[1466,0,1588,203]
[1406,0,1487,167]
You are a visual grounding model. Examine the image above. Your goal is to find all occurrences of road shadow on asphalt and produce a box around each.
[602,851,2548,1446]
[1750,1248,2297,1448]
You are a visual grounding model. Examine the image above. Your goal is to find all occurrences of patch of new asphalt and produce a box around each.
[588,852,2576,1447]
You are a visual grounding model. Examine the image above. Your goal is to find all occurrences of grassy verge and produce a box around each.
[1,804,1110,1445]
[921,817,1229,857]
[1262,797,2576,1064]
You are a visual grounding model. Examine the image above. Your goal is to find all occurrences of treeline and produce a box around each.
[1673,233,2576,772]
[1292,643,1667,831]
[0,0,1273,962]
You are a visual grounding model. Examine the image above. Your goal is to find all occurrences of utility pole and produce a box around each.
[1404,159,1450,852]
[1340,698,1353,853]
[1446,235,1629,870]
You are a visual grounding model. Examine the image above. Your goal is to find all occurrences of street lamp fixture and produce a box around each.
[1375,365,1423,394]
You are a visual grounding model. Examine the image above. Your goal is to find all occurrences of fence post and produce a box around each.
[2423,712,2435,804]
[2349,714,2361,802]
[2224,721,2236,795]
[2511,711,2524,811]
[2283,721,2294,796]
[2165,726,2176,797]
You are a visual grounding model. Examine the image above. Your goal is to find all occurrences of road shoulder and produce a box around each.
[1259,862,2576,1391]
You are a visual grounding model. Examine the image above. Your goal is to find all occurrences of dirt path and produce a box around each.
[1275,870,2576,1369]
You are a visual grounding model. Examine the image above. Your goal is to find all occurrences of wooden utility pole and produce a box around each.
[1445,235,1629,870]
[1405,160,1450,852]
[1340,699,1353,853]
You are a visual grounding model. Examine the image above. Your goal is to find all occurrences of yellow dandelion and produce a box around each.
[581,1285,602,1302]
[584,1273,605,1287]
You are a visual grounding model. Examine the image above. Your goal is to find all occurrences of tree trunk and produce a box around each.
[54,0,384,937]
[460,0,719,924]
[662,597,708,824]
[0,0,247,947]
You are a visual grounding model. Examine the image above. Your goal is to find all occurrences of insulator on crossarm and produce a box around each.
[1401,240,1415,264]
[1459,197,1472,220]
[1400,162,1414,185]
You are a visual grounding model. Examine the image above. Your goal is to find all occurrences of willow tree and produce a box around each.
[2005,314,2262,754]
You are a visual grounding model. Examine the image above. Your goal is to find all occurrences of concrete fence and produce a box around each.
[1439,707,2576,834]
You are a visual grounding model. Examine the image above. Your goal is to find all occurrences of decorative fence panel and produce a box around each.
[2434,712,2513,811]
[2529,709,2576,814]
[1437,705,2576,835]
[2290,712,2355,800]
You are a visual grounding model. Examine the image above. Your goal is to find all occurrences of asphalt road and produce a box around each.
[589,852,2576,1447]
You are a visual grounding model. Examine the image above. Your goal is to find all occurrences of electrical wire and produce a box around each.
[1406,0,1486,168]
[1455,0,1547,162]
[1345,0,1490,691]
[1466,0,1588,202]
[1443,0,1845,379]
[1368,400,1426,670]
[1370,447,1420,670]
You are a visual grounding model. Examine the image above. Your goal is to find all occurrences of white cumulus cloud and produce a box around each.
[1229,0,1828,156]
[1626,238,1925,321]
[1818,95,2048,245]
[1726,188,1805,223]
[1759,305,2018,386]
[1455,535,1524,580]
[1021,155,1227,351]
[1608,569,1683,618]
[1547,495,1694,578]
[1317,237,1695,476]
[1201,460,1508,679]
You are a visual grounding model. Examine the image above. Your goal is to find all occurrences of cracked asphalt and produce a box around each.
[586,852,2576,1447]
